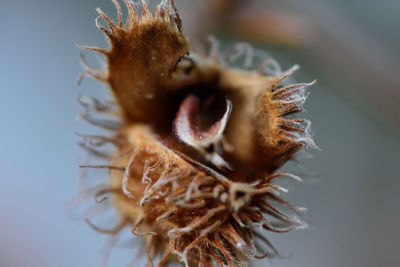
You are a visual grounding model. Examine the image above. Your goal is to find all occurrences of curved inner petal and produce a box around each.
[173,94,232,169]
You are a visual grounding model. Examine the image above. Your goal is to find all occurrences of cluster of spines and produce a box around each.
[108,126,307,266]
[74,1,316,266]
[75,109,307,267]
[269,65,318,150]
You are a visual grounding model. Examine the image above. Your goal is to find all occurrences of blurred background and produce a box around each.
[1,0,399,266]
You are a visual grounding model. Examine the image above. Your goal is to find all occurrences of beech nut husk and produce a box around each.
[76,1,317,266]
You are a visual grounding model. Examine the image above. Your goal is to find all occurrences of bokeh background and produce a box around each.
[1,0,399,266]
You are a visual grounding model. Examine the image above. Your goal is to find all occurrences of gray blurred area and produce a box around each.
[0,0,399,267]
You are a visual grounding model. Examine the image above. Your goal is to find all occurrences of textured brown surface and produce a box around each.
[78,1,315,266]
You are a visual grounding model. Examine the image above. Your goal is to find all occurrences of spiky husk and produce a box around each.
[76,1,316,266]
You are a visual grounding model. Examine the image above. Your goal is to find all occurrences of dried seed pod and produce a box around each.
[77,1,317,266]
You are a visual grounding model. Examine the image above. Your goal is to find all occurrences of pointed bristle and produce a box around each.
[78,45,108,55]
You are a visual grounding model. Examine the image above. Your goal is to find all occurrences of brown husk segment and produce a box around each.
[216,67,314,175]
[78,1,315,266]
[218,68,273,173]
[109,125,306,266]
[85,1,189,123]
[219,67,311,174]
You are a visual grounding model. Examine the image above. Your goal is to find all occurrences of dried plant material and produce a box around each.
[76,1,317,266]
